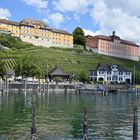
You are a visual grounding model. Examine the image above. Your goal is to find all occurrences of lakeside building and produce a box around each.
[89,64,132,84]
[86,31,139,61]
[0,18,73,48]
[47,67,70,81]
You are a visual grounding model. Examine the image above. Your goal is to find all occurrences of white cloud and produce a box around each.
[103,0,140,16]
[50,12,64,28]
[90,0,140,44]
[83,28,95,36]
[22,0,48,9]
[52,0,91,14]
[83,28,101,36]
[0,8,11,19]
[74,14,80,21]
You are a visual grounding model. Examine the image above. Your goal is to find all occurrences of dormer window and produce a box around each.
[112,65,117,69]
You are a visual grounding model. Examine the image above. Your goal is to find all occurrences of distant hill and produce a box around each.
[0,34,140,83]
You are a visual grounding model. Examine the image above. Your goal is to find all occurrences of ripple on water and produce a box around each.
[0,91,140,139]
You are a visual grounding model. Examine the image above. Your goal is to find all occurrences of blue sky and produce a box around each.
[0,0,140,47]
[0,0,96,33]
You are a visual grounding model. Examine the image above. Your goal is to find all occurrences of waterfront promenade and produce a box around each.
[0,80,136,94]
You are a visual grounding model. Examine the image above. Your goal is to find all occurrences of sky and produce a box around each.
[0,0,140,47]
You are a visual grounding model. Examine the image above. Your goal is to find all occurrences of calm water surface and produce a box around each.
[0,90,139,140]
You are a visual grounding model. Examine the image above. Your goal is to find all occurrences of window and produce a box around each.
[119,77,123,81]
[90,71,93,75]
[107,77,111,80]
[107,71,111,75]
[119,72,123,75]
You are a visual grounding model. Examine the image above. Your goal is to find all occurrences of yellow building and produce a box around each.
[0,18,73,48]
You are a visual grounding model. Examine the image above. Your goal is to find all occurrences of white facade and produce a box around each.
[89,64,132,84]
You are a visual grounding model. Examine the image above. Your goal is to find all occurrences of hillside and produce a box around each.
[0,34,140,82]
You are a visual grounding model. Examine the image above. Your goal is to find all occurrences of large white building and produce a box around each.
[89,64,132,84]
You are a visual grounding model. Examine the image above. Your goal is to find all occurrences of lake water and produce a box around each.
[0,90,139,140]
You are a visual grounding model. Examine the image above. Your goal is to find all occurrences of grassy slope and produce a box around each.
[0,34,140,82]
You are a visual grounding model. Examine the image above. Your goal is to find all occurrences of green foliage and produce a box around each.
[79,71,88,82]
[0,60,6,77]
[0,34,140,83]
[72,27,86,47]
[0,34,34,49]
[15,57,41,77]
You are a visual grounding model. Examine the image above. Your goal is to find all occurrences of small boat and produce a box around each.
[129,88,137,94]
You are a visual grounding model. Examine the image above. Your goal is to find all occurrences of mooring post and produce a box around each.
[133,105,138,140]
[7,78,9,93]
[64,85,67,94]
[24,78,27,94]
[5,77,8,93]
[0,77,2,94]
[39,79,41,93]
[31,105,36,140]
[43,80,45,93]
[47,80,49,93]
[83,106,88,140]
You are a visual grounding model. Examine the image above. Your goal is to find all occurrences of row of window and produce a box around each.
[0,24,72,39]
[107,77,123,81]
[97,71,131,75]
[52,38,70,42]
[22,36,71,46]
[52,41,70,46]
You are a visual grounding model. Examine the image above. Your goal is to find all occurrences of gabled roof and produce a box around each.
[20,18,49,27]
[93,64,130,72]
[97,64,111,71]
[48,67,70,76]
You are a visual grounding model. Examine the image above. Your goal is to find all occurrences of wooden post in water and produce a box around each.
[0,77,2,94]
[47,80,49,93]
[31,105,36,140]
[7,78,9,93]
[83,106,88,140]
[133,105,138,140]
[39,79,41,93]
[43,80,45,93]
[64,85,67,94]
[24,78,27,94]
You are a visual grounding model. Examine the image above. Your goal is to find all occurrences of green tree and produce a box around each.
[79,71,87,82]
[73,27,86,47]
[15,57,41,78]
[0,60,6,78]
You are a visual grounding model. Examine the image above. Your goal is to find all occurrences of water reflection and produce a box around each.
[0,90,139,140]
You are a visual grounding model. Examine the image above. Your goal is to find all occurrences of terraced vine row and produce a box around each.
[1,46,140,81]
